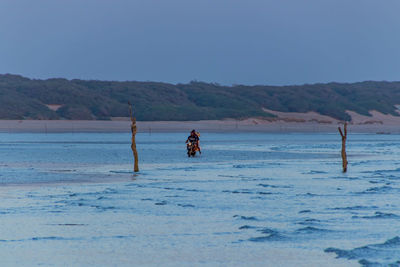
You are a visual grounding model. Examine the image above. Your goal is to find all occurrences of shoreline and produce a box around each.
[0,119,398,133]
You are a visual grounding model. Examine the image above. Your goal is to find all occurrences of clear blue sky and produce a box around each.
[1,0,400,85]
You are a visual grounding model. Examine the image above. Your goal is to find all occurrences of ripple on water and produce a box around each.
[223,189,253,194]
[257,183,292,189]
[362,168,400,174]
[357,186,399,194]
[233,215,258,221]
[0,236,83,242]
[238,225,257,230]
[352,211,400,220]
[295,226,334,234]
[325,236,400,266]
[299,209,312,214]
[329,206,379,211]
[297,218,322,226]
[249,232,287,242]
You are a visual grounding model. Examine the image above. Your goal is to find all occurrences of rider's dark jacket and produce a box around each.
[187,135,199,144]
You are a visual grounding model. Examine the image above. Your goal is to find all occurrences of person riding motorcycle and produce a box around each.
[186,129,201,154]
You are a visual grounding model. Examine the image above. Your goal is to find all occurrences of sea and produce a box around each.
[1,132,400,266]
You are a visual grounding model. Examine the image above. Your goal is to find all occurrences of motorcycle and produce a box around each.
[187,141,199,157]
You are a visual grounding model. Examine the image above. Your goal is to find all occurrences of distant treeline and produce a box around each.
[1,74,400,121]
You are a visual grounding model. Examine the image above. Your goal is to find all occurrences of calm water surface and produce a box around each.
[0,132,399,266]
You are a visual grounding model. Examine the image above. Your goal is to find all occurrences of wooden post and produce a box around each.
[338,122,348,172]
[129,102,139,172]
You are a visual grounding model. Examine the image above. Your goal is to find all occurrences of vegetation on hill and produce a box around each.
[1,74,400,121]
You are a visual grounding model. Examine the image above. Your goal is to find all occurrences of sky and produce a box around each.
[1,0,400,85]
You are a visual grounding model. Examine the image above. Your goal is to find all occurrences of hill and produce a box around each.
[1,74,400,121]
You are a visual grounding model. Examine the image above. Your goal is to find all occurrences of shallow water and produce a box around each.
[1,132,400,266]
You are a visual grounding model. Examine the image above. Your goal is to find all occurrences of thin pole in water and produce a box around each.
[129,102,139,172]
[338,122,348,172]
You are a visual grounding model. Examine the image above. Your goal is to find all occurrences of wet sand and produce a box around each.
[0,118,398,133]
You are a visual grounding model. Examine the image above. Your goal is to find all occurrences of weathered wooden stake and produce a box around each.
[129,102,139,172]
[338,122,348,172]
